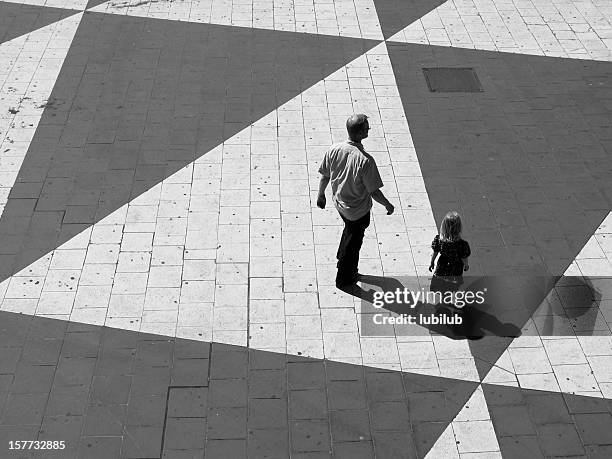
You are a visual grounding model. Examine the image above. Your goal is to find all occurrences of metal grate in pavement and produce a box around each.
[422,67,484,92]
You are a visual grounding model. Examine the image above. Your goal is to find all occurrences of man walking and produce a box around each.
[317,114,395,288]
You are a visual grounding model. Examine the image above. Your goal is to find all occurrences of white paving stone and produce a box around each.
[390,0,612,61]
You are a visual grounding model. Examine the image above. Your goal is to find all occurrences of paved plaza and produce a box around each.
[1,0,612,457]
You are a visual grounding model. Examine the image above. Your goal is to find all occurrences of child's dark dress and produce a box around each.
[430,235,473,326]
[431,235,471,277]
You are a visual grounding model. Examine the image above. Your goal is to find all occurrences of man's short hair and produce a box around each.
[346,114,368,138]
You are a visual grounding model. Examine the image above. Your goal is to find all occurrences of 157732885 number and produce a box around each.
[9,441,66,450]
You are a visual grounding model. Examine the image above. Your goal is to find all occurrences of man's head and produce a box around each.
[346,114,370,142]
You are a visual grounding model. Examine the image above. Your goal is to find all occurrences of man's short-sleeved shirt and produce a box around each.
[318,141,384,221]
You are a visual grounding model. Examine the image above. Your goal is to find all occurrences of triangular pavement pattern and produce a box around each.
[387,41,612,379]
[86,0,108,9]
[0,11,380,283]
[371,0,448,40]
[0,1,79,44]
[482,212,612,392]
[386,0,612,63]
[483,383,612,457]
[0,309,480,458]
[402,371,479,457]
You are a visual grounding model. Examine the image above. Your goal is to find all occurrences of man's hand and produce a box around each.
[371,189,394,215]
[317,194,326,209]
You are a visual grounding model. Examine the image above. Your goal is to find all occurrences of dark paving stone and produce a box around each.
[483,383,526,406]
[370,401,411,431]
[526,393,573,424]
[209,379,246,408]
[210,349,248,380]
[45,385,89,417]
[0,348,20,373]
[564,392,612,414]
[332,440,374,459]
[130,366,171,397]
[95,347,135,376]
[372,0,447,39]
[38,414,83,456]
[121,425,163,458]
[90,375,132,405]
[61,331,102,358]
[170,359,209,386]
[498,435,545,459]
[289,389,328,420]
[292,453,333,459]
[489,405,537,436]
[586,444,612,459]
[162,449,205,459]
[0,11,380,285]
[207,407,247,439]
[374,431,418,459]
[21,338,63,365]
[249,370,287,399]
[135,340,172,367]
[0,2,78,45]
[248,398,288,429]
[163,417,207,450]
[329,410,371,442]
[205,439,246,459]
[175,340,210,360]
[574,413,612,445]
[288,361,326,390]
[326,361,365,381]
[249,348,287,370]
[327,380,367,410]
[78,436,122,459]
[248,428,289,459]
[10,363,55,394]
[365,371,405,402]
[168,387,208,417]
[290,420,331,453]
[83,404,127,436]
[1,392,48,425]
[54,356,97,387]
[537,423,585,456]
[407,391,458,423]
[126,394,167,426]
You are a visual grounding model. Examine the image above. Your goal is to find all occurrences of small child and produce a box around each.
[429,211,471,293]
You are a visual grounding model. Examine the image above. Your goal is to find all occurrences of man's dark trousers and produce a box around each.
[336,212,370,286]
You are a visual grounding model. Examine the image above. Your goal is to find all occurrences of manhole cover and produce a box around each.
[422,67,483,92]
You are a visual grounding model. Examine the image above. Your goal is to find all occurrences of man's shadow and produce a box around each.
[340,274,521,340]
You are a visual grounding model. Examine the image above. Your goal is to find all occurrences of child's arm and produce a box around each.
[461,241,471,271]
[429,251,438,272]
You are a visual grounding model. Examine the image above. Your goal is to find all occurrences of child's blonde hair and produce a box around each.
[440,211,462,242]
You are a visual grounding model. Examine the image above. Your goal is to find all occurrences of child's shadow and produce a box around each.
[342,274,521,340]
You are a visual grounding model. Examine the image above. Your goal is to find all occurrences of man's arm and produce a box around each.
[371,189,394,215]
[317,176,330,209]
